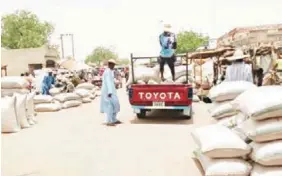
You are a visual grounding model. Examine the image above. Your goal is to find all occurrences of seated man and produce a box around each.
[159,24,177,81]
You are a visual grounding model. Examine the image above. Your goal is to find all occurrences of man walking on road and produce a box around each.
[100,59,121,126]
[159,23,177,81]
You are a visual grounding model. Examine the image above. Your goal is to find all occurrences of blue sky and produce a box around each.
[1,0,282,61]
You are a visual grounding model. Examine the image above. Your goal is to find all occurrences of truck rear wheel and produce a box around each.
[136,110,146,119]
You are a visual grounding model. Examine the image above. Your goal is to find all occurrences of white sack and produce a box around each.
[238,117,282,142]
[232,127,250,142]
[194,149,252,176]
[191,124,251,158]
[35,103,62,112]
[76,82,95,90]
[1,96,21,133]
[63,100,82,109]
[89,94,95,100]
[14,93,30,128]
[54,93,81,102]
[231,86,282,120]
[136,80,146,84]
[96,90,101,96]
[217,113,248,128]
[33,95,53,104]
[26,92,36,123]
[1,76,29,89]
[49,88,61,96]
[209,102,237,120]
[82,97,92,103]
[250,140,282,166]
[75,89,91,98]
[1,89,30,97]
[126,65,160,85]
[164,65,193,80]
[251,163,282,176]
[209,81,256,102]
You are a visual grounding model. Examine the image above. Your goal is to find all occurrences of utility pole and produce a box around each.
[60,34,65,59]
[60,33,75,59]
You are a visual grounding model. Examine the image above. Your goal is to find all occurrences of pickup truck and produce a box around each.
[128,54,193,119]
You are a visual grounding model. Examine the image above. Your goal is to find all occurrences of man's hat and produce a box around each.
[227,49,250,61]
[108,59,116,64]
[164,24,172,32]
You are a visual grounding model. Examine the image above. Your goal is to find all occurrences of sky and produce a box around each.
[1,0,282,61]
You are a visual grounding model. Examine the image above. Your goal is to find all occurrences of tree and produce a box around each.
[1,10,54,49]
[175,31,209,54]
[85,46,118,65]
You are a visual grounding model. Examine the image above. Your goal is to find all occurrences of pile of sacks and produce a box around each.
[194,84,282,175]
[1,76,30,96]
[2,92,37,133]
[34,83,99,112]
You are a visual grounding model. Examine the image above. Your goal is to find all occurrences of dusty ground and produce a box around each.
[2,88,213,176]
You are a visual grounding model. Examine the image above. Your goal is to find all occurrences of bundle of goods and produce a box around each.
[229,86,282,174]
[126,65,160,86]
[54,93,82,109]
[1,76,30,97]
[74,89,92,103]
[2,93,37,133]
[191,124,252,176]
[33,94,61,112]
[49,87,62,96]
[76,82,95,90]
[208,81,256,127]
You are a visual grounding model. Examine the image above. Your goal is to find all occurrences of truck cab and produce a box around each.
[128,54,193,119]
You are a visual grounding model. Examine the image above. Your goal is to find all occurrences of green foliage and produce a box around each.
[1,10,54,49]
[176,31,209,54]
[85,46,118,64]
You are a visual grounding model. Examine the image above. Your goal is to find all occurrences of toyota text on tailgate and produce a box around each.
[128,84,193,119]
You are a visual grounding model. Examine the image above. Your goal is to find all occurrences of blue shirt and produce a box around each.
[159,32,177,58]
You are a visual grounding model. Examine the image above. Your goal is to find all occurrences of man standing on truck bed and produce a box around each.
[100,59,121,126]
[159,23,177,81]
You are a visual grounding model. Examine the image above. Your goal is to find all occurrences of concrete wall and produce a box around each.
[1,46,59,76]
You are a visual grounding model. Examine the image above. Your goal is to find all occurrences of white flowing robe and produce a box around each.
[100,68,120,114]
[225,63,253,83]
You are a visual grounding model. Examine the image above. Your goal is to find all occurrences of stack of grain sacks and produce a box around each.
[191,124,252,176]
[1,77,37,133]
[75,82,98,100]
[33,94,62,112]
[231,85,282,175]
[208,81,257,128]
[54,93,82,109]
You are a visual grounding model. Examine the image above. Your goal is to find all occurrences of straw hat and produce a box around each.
[108,59,116,64]
[164,24,172,32]
[227,49,250,61]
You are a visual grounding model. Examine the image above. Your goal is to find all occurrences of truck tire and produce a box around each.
[136,110,146,119]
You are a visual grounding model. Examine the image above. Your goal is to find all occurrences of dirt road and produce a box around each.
[2,88,212,176]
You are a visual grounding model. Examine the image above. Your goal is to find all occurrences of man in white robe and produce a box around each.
[100,59,121,126]
[225,49,253,83]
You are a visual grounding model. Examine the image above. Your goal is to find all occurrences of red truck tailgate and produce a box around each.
[129,84,193,106]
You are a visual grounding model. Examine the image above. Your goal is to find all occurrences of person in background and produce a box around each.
[42,70,54,95]
[159,23,177,81]
[20,73,24,76]
[225,49,253,82]
[100,59,121,126]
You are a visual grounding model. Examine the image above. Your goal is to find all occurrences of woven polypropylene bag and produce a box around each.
[250,140,282,166]
[26,92,36,123]
[1,76,29,89]
[232,86,282,120]
[75,89,91,98]
[76,83,95,90]
[217,113,247,128]
[33,95,53,104]
[238,117,282,142]
[251,163,282,176]
[191,124,251,158]
[49,88,61,96]
[1,96,21,133]
[35,103,62,112]
[193,149,252,176]
[1,88,30,97]
[209,102,237,120]
[82,97,92,103]
[62,100,82,109]
[54,93,81,103]
[209,81,256,102]
[14,93,30,128]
